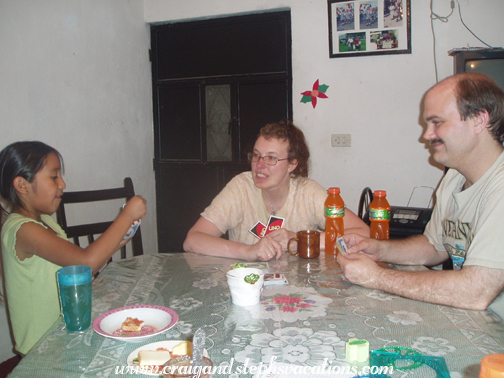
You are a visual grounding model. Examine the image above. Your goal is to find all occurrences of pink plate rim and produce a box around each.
[92,304,178,339]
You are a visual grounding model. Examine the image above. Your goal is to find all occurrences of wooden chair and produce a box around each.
[56,177,143,260]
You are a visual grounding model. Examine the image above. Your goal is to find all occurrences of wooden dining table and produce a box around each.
[9,252,504,377]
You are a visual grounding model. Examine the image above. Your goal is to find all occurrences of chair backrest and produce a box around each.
[358,187,373,225]
[56,177,143,260]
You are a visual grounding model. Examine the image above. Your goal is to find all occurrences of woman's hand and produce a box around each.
[264,228,297,251]
[246,237,283,262]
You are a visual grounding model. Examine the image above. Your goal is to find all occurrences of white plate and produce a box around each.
[126,340,209,376]
[92,305,178,342]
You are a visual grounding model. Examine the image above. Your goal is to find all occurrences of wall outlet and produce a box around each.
[331,134,351,147]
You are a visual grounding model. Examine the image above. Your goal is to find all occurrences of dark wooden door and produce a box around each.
[151,11,292,252]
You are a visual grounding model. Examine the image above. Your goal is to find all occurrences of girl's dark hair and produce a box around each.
[0,141,63,219]
[258,119,310,178]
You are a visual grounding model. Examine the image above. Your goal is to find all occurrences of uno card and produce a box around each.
[249,221,267,239]
[264,216,285,235]
[336,235,348,254]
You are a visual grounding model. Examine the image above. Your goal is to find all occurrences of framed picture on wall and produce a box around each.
[328,0,411,58]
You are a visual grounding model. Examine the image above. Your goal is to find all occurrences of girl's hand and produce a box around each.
[123,195,147,222]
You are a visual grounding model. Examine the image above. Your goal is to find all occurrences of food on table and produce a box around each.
[171,340,192,356]
[232,263,246,269]
[121,317,145,332]
[138,349,172,367]
[132,342,194,372]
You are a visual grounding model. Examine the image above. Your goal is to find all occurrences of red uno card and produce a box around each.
[264,216,285,235]
[249,221,267,239]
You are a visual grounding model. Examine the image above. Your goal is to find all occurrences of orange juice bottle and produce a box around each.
[369,190,391,240]
[325,187,345,255]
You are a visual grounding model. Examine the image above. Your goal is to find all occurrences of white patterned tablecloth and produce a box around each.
[10,252,504,378]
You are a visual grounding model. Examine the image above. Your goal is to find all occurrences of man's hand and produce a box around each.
[342,233,382,261]
[337,252,382,288]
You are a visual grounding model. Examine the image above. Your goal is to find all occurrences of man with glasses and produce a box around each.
[184,120,369,262]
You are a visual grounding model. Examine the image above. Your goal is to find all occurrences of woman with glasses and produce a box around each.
[183,120,369,261]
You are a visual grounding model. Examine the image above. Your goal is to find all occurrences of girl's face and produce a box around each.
[251,136,297,192]
[21,152,66,219]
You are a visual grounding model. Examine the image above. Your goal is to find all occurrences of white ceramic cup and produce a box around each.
[226,268,265,306]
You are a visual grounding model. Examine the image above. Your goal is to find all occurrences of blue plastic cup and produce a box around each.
[57,265,92,332]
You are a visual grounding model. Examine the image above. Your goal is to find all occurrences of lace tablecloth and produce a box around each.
[10,252,504,377]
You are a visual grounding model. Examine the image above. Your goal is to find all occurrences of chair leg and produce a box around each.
[0,355,21,378]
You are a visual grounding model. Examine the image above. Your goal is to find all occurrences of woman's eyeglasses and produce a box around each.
[247,152,289,166]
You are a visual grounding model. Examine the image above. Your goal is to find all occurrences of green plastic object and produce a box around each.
[370,349,450,378]
[244,273,260,284]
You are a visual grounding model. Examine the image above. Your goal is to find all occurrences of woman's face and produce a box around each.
[251,136,298,191]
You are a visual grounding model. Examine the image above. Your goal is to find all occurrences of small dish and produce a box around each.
[127,340,209,376]
[92,305,178,342]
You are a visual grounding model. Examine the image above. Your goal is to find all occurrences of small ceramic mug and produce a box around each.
[287,230,320,259]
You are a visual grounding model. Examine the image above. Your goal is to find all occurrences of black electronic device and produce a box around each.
[389,206,432,238]
[450,48,504,90]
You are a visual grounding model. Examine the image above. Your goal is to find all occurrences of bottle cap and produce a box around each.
[328,187,340,194]
[374,190,387,197]
[480,354,504,377]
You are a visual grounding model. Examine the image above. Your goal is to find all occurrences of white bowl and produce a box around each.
[93,305,178,342]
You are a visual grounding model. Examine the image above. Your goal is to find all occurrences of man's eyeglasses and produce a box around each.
[247,152,289,166]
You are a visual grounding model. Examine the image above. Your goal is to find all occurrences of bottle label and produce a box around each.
[369,208,390,221]
[325,206,345,218]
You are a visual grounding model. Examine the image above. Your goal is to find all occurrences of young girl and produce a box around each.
[0,141,147,355]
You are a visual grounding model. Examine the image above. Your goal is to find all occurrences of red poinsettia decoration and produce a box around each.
[301,79,329,108]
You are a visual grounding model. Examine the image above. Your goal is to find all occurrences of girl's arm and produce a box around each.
[14,195,147,274]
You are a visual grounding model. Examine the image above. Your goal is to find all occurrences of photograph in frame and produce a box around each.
[328,0,411,58]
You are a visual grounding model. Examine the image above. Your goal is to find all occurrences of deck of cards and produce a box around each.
[336,235,348,254]
[264,273,288,286]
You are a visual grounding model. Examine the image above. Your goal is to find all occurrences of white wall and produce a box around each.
[0,1,155,250]
[144,0,504,210]
[0,0,153,360]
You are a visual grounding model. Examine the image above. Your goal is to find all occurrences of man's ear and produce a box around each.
[473,110,490,135]
[13,176,29,195]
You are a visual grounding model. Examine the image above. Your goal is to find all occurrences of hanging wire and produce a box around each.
[430,0,494,83]
[430,0,454,22]
[406,186,435,208]
[429,0,455,83]
[455,0,492,48]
